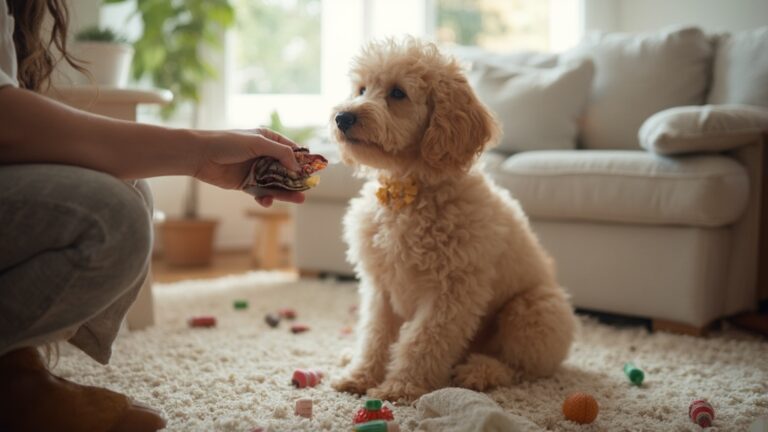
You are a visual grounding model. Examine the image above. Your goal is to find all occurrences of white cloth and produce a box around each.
[415,388,540,432]
[0,0,18,88]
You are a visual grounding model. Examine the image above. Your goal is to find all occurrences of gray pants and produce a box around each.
[0,164,153,364]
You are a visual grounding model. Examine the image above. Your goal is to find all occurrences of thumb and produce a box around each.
[256,138,301,171]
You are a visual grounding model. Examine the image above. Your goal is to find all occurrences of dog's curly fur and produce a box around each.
[330,38,578,402]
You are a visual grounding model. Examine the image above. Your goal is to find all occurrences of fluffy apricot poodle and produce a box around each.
[331,37,577,402]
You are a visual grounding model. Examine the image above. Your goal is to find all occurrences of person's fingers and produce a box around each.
[253,189,305,204]
[269,190,305,204]
[256,195,273,207]
[257,128,300,149]
[253,138,301,171]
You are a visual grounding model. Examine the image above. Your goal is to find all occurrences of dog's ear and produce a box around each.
[421,73,499,171]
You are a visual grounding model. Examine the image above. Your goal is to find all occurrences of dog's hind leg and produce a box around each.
[491,285,577,379]
[452,353,520,391]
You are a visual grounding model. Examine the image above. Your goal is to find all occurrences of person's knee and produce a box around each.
[66,170,153,292]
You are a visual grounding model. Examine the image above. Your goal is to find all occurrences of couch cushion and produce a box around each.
[493,150,749,227]
[468,59,594,154]
[564,27,713,151]
[707,26,768,108]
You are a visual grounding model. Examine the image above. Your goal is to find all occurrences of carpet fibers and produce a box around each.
[55,272,768,431]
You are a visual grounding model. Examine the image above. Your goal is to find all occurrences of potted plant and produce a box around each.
[105,0,235,266]
[72,26,133,87]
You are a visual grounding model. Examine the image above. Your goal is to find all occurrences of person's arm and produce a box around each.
[0,85,304,206]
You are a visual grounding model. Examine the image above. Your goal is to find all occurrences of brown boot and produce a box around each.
[0,347,166,432]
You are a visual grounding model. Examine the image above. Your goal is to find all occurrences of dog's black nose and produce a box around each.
[335,111,357,132]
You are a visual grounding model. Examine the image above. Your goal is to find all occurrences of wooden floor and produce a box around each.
[151,250,293,284]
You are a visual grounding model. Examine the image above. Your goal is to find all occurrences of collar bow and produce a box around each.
[376,176,418,210]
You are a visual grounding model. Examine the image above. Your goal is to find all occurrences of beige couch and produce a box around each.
[295,26,768,332]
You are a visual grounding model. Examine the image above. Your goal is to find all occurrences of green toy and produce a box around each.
[233,300,248,310]
[623,362,644,385]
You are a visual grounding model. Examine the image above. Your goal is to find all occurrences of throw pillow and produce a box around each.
[707,27,768,108]
[564,26,713,150]
[639,104,768,155]
[468,58,594,154]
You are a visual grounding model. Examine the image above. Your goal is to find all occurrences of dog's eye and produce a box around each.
[358,87,366,96]
[390,87,407,99]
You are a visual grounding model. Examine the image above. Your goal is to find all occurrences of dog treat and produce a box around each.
[689,399,715,427]
[265,313,281,328]
[353,420,400,432]
[240,147,327,193]
[294,398,313,418]
[279,308,297,320]
[290,324,310,334]
[354,399,395,424]
[188,316,216,328]
[623,362,644,386]
[292,369,324,388]
[233,300,248,310]
[562,393,598,424]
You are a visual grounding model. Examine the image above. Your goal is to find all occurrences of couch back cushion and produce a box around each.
[468,59,594,154]
[565,27,713,150]
[707,26,768,108]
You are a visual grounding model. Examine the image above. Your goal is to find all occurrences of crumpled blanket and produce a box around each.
[415,388,541,432]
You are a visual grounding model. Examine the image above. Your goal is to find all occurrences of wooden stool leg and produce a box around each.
[260,219,281,269]
[251,222,261,266]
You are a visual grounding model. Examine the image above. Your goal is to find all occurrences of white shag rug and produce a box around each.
[54,272,768,432]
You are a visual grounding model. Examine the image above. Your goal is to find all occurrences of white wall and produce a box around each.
[584,0,768,33]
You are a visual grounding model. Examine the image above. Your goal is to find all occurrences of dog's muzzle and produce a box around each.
[335,111,357,132]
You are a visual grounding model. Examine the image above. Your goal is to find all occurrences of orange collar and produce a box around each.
[376,176,419,210]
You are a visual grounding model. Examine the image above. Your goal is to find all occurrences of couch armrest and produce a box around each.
[639,104,768,155]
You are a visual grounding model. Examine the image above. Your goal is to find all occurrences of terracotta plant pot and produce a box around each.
[159,218,218,267]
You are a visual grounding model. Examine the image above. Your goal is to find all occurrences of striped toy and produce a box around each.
[353,420,400,432]
[292,369,324,388]
[689,399,715,427]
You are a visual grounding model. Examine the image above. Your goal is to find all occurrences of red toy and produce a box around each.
[290,324,310,334]
[279,308,297,320]
[689,399,715,427]
[292,369,324,388]
[353,399,394,424]
[188,316,216,328]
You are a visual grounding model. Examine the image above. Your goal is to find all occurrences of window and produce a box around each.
[434,0,550,51]
[232,0,322,94]
[432,0,581,52]
[222,0,580,130]
[226,0,365,130]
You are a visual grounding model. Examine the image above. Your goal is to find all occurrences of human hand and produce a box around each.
[193,128,306,207]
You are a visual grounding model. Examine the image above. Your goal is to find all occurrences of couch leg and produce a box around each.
[651,319,716,336]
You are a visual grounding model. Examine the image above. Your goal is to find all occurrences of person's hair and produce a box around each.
[6,0,86,92]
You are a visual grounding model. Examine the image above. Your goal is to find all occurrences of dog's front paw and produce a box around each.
[367,379,428,402]
[332,370,380,395]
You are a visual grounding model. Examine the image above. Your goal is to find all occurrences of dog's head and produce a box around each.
[331,37,499,180]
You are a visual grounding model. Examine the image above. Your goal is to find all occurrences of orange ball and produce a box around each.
[562,392,599,424]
